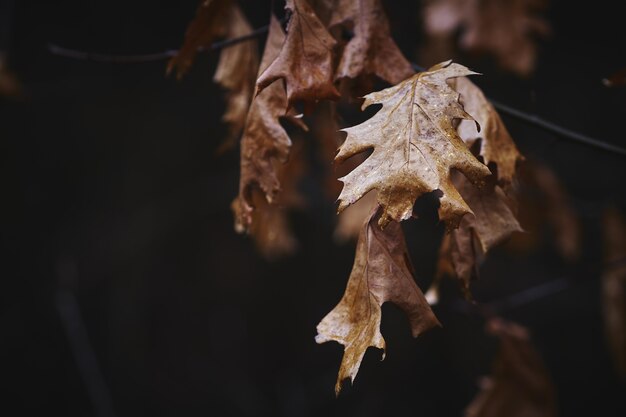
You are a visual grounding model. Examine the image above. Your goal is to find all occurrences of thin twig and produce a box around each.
[46,23,626,158]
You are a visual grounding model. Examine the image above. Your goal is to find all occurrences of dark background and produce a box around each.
[1,0,625,416]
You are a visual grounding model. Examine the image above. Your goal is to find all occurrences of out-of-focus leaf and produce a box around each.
[465,318,557,417]
[213,4,259,151]
[256,0,340,107]
[231,16,307,233]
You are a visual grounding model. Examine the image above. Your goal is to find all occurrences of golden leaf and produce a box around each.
[316,207,440,394]
[336,61,491,229]
[256,0,340,106]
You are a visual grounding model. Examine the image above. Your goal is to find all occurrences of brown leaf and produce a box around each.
[316,207,440,394]
[422,0,549,77]
[465,318,557,417]
[602,207,626,377]
[336,61,491,229]
[330,0,415,85]
[232,142,307,260]
[167,0,231,78]
[232,15,307,232]
[455,77,524,188]
[213,5,260,151]
[438,173,522,296]
[256,0,340,106]
[505,162,581,261]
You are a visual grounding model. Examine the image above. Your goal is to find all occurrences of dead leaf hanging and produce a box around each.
[316,207,440,395]
[336,61,491,229]
[438,173,522,296]
[213,4,260,150]
[422,0,549,76]
[330,0,415,85]
[454,77,524,189]
[256,0,340,106]
[465,318,557,417]
[233,142,307,260]
[167,0,231,78]
[232,15,307,232]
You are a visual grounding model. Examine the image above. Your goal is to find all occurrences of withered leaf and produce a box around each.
[232,142,307,260]
[422,0,549,76]
[330,0,415,85]
[316,207,440,394]
[602,208,626,377]
[213,4,260,150]
[438,173,522,296]
[232,16,307,231]
[167,0,231,78]
[455,77,524,188]
[256,0,340,106]
[505,162,581,262]
[336,61,491,228]
[465,318,557,417]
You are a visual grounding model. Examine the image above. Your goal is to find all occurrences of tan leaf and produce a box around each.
[316,207,440,394]
[455,77,524,188]
[422,0,549,76]
[336,61,491,229]
[438,173,522,296]
[465,318,557,417]
[167,0,231,78]
[232,16,307,232]
[330,0,415,85]
[256,0,340,106]
[602,207,626,377]
[213,5,260,151]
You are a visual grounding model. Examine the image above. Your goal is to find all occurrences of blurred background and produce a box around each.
[1,0,625,416]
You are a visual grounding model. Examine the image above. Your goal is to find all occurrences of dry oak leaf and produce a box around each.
[167,0,231,78]
[438,173,522,296]
[422,0,549,77]
[316,207,440,395]
[213,4,260,150]
[465,318,557,417]
[256,0,340,106]
[232,142,307,260]
[455,77,523,188]
[336,60,491,229]
[602,207,626,377]
[504,161,581,262]
[330,0,415,85]
[232,15,307,232]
